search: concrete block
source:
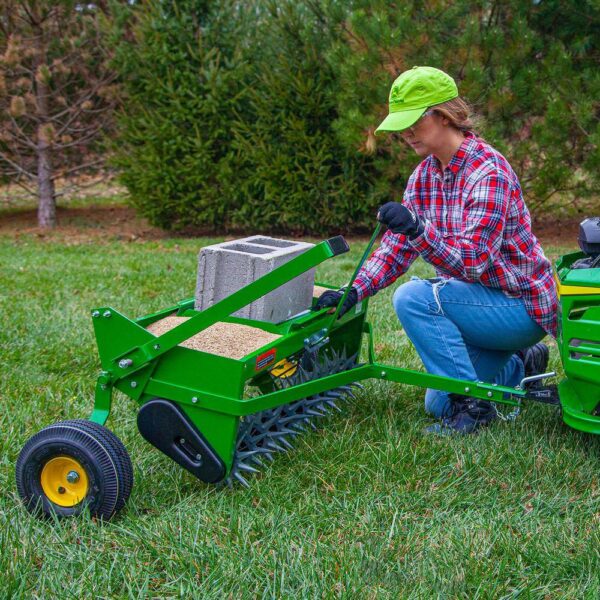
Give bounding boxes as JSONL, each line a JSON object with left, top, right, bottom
{"left": 195, "top": 235, "right": 315, "bottom": 323}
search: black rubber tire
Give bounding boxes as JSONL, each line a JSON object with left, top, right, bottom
{"left": 16, "top": 419, "right": 133, "bottom": 520}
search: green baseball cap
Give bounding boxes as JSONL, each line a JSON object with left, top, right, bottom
{"left": 375, "top": 66, "right": 458, "bottom": 134}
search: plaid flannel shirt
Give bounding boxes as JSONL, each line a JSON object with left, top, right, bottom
{"left": 354, "top": 132, "right": 558, "bottom": 337}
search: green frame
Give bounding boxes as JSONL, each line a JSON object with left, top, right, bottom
{"left": 87, "top": 235, "right": 539, "bottom": 474}
{"left": 555, "top": 251, "right": 600, "bottom": 434}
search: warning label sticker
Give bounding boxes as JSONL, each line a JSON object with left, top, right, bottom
{"left": 255, "top": 348, "right": 276, "bottom": 371}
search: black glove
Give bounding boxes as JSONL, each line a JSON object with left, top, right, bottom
{"left": 313, "top": 287, "right": 359, "bottom": 318}
{"left": 377, "top": 202, "right": 423, "bottom": 237}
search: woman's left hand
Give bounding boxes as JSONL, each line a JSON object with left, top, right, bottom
{"left": 313, "top": 287, "right": 359, "bottom": 318}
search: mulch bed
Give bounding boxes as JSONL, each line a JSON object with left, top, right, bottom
{"left": 0, "top": 205, "right": 167, "bottom": 243}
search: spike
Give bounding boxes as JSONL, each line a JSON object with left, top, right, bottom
{"left": 323, "top": 394, "right": 348, "bottom": 403}
{"left": 338, "top": 385, "right": 355, "bottom": 393}
{"left": 279, "top": 414, "right": 309, "bottom": 424}
{"left": 237, "top": 448, "right": 272, "bottom": 459}
{"left": 233, "top": 472, "right": 250, "bottom": 487}
{"left": 276, "top": 427, "right": 300, "bottom": 436}
{"left": 290, "top": 423, "right": 307, "bottom": 433}
{"left": 324, "top": 400, "right": 341, "bottom": 412}
{"left": 266, "top": 440, "right": 285, "bottom": 452}
{"left": 235, "top": 450, "right": 259, "bottom": 460}
{"left": 304, "top": 399, "right": 325, "bottom": 408}
{"left": 305, "top": 409, "right": 327, "bottom": 417}
{"left": 279, "top": 437, "right": 294, "bottom": 450}
{"left": 237, "top": 462, "right": 260, "bottom": 474}
{"left": 286, "top": 426, "right": 303, "bottom": 434}
{"left": 306, "top": 395, "right": 330, "bottom": 405}
{"left": 251, "top": 456, "right": 265, "bottom": 468}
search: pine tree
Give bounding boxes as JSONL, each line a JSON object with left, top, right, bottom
{"left": 229, "top": 1, "right": 378, "bottom": 234}
{"left": 318, "top": 0, "right": 600, "bottom": 211}
{"left": 110, "top": 0, "right": 252, "bottom": 231}
{"left": 0, "top": 1, "right": 119, "bottom": 228}
{"left": 109, "top": 0, "right": 600, "bottom": 234}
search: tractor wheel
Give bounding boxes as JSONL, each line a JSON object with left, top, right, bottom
{"left": 16, "top": 419, "right": 133, "bottom": 520}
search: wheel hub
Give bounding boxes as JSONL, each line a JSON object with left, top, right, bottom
{"left": 40, "top": 456, "right": 89, "bottom": 507}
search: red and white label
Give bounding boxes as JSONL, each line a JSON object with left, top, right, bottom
{"left": 255, "top": 348, "right": 276, "bottom": 371}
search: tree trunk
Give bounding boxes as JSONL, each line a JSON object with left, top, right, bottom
{"left": 37, "top": 138, "right": 56, "bottom": 228}
{"left": 33, "top": 13, "right": 56, "bottom": 229}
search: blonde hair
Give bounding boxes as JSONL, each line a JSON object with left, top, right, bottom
{"left": 431, "top": 97, "right": 481, "bottom": 134}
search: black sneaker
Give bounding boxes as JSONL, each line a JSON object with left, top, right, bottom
{"left": 424, "top": 394, "right": 497, "bottom": 435}
{"left": 516, "top": 342, "right": 549, "bottom": 388}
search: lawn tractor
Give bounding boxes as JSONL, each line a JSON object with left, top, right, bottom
{"left": 15, "top": 218, "right": 600, "bottom": 521}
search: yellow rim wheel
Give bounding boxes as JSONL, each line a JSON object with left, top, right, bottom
{"left": 270, "top": 358, "right": 298, "bottom": 378}
{"left": 40, "top": 456, "right": 89, "bottom": 507}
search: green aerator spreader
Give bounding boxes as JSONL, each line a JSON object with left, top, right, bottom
{"left": 15, "top": 219, "right": 600, "bottom": 520}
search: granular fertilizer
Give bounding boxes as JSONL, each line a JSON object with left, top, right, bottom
{"left": 146, "top": 315, "right": 280, "bottom": 359}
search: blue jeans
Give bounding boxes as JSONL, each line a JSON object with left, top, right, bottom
{"left": 392, "top": 277, "right": 546, "bottom": 418}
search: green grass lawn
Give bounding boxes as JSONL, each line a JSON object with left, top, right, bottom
{"left": 1, "top": 233, "right": 599, "bottom": 598}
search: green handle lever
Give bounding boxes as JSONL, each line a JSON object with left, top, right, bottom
{"left": 326, "top": 223, "right": 382, "bottom": 328}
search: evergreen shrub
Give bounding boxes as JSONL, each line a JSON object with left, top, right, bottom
{"left": 110, "top": 0, "right": 250, "bottom": 230}
{"left": 111, "top": 0, "right": 600, "bottom": 234}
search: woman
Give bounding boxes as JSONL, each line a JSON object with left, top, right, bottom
{"left": 316, "top": 66, "right": 558, "bottom": 434}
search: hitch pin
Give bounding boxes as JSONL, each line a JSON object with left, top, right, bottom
{"left": 518, "top": 371, "right": 556, "bottom": 389}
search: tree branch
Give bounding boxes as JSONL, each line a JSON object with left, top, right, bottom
{"left": 51, "top": 158, "right": 104, "bottom": 179}
{"left": 52, "top": 124, "right": 105, "bottom": 149}
{"left": 7, "top": 114, "right": 40, "bottom": 149}
{"left": 12, "top": 175, "right": 36, "bottom": 197}
{"left": 54, "top": 173, "right": 111, "bottom": 198}
{"left": 0, "top": 149, "right": 36, "bottom": 179}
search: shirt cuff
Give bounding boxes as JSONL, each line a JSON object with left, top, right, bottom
{"left": 352, "top": 277, "right": 371, "bottom": 301}
{"left": 407, "top": 219, "right": 437, "bottom": 253}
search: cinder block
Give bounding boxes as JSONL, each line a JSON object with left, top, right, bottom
{"left": 195, "top": 235, "right": 315, "bottom": 323}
